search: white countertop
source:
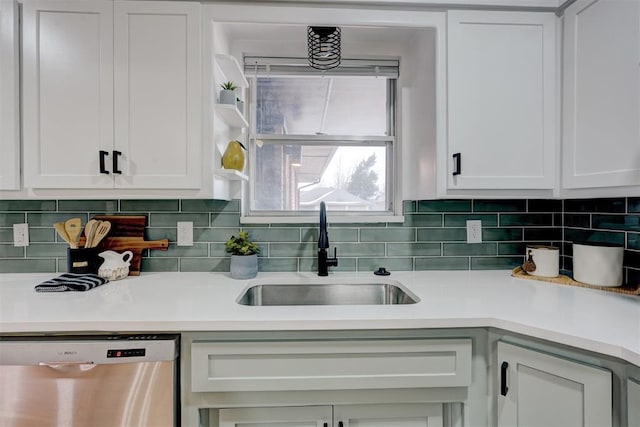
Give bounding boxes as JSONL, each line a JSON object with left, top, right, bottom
{"left": 1, "top": 270, "right": 638, "bottom": 365}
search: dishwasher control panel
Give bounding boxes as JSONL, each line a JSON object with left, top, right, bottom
{"left": 107, "top": 348, "right": 146, "bottom": 358}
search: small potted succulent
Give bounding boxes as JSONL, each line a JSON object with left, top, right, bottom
{"left": 219, "top": 81, "right": 237, "bottom": 106}
{"left": 225, "top": 231, "right": 260, "bottom": 279}
{"left": 236, "top": 97, "right": 245, "bottom": 114}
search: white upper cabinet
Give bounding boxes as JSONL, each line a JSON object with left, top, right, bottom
{"left": 114, "top": 1, "right": 201, "bottom": 189}
{"left": 22, "top": 0, "right": 114, "bottom": 189}
{"left": 562, "top": 0, "right": 640, "bottom": 190}
{"left": 497, "top": 341, "right": 612, "bottom": 427}
{"left": 446, "top": 11, "right": 557, "bottom": 191}
{"left": 0, "top": 0, "right": 20, "bottom": 190}
{"left": 22, "top": 0, "right": 201, "bottom": 189}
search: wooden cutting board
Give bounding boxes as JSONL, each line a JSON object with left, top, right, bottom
{"left": 81, "top": 215, "right": 169, "bottom": 276}
{"left": 92, "top": 215, "right": 146, "bottom": 237}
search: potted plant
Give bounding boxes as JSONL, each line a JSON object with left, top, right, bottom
{"left": 236, "top": 97, "right": 245, "bottom": 114}
{"left": 219, "top": 81, "right": 237, "bottom": 106}
{"left": 225, "top": 231, "right": 260, "bottom": 279}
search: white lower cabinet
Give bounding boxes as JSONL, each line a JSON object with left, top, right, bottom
{"left": 219, "top": 403, "right": 443, "bottom": 427}
{"left": 497, "top": 341, "right": 612, "bottom": 427}
{"left": 185, "top": 334, "right": 474, "bottom": 427}
{"left": 628, "top": 378, "right": 640, "bottom": 427}
{"left": 191, "top": 338, "right": 472, "bottom": 392}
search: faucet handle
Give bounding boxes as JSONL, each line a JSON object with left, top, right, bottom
{"left": 328, "top": 247, "right": 338, "bottom": 267}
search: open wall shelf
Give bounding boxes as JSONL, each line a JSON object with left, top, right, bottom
{"left": 215, "top": 54, "right": 249, "bottom": 88}
{"left": 215, "top": 104, "right": 248, "bottom": 128}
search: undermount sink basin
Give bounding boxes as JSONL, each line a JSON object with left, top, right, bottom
{"left": 237, "top": 281, "right": 419, "bottom": 306}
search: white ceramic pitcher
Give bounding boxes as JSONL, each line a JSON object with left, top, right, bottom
{"left": 98, "top": 250, "right": 133, "bottom": 281}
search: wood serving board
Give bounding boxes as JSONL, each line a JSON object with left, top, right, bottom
{"left": 92, "top": 215, "right": 146, "bottom": 237}
{"left": 80, "top": 215, "right": 168, "bottom": 276}
{"left": 512, "top": 266, "right": 640, "bottom": 296}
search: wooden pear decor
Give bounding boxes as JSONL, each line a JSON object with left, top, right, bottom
{"left": 222, "top": 140, "right": 246, "bottom": 171}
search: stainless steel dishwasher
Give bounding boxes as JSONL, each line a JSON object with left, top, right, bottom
{"left": 0, "top": 334, "right": 178, "bottom": 427}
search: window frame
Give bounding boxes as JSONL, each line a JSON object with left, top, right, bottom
{"left": 243, "top": 60, "right": 401, "bottom": 223}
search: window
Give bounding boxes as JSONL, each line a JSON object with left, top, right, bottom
{"left": 245, "top": 56, "right": 398, "bottom": 219}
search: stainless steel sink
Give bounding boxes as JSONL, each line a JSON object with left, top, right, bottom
{"left": 237, "top": 282, "right": 419, "bottom": 306}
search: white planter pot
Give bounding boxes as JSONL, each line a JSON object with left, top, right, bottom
{"left": 230, "top": 254, "right": 258, "bottom": 280}
{"left": 219, "top": 89, "right": 236, "bottom": 105}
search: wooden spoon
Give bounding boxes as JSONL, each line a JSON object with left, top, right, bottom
{"left": 84, "top": 219, "right": 99, "bottom": 248}
{"left": 91, "top": 221, "right": 111, "bottom": 248}
{"left": 53, "top": 222, "right": 72, "bottom": 246}
{"left": 64, "top": 218, "right": 82, "bottom": 249}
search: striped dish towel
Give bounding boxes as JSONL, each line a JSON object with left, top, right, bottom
{"left": 35, "top": 273, "right": 109, "bottom": 292}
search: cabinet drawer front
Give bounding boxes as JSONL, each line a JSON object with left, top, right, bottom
{"left": 191, "top": 338, "right": 472, "bottom": 392}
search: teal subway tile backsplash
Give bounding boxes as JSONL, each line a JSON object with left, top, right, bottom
{"left": 403, "top": 214, "right": 442, "bottom": 227}
{"left": 58, "top": 199, "right": 118, "bottom": 212}
{"left": 473, "top": 199, "right": 526, "bottom": 212}
{"left": 500, "top": 213, "right": 553, "bottom": 227}
{"left": 120, "top": 199, "right": 179, "bottom": 212}
{"left": 0, "top": 258, "right": 57, "bottom": 273}
{"left": 415, "top": 257, "right": 468, "bottom": 270}
{"left": 386, "top": 243, "right": 441, "bottom": 257}
{"left": 141, "top": 257, "right": 179, "bottom": 272}
{"left": 471, "top": 256, "right": 522, "bottom": 270}
{"left": 418, "top": 200, "right": 471, "bottom": 212}
{"left": 358, "top": 257, "right": 413, "bottom": 271}
{"left": 0, "top": 213, "right": 26, "bottom": 227}
{"left": 0, "top": 198, "right": 637, "bottom": 285}
{"left": 417, "top": 228, "right": 466, "bottom": 242}
{"left": 181, "top": 199, "right": 240, "bottom": 212}
{"left": 444, "top": 214, "right": 498, "bottom": 227}
{"left": 0, "top": 200, "right": 56, "bottom": 211}
{"left": 360, "top": 228, "right": 415, "bottom": 242}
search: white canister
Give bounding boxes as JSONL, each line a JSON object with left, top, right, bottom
{"left": 525, "top": 245, "right": 560, "bottom": 278}
{"left": 573, "top": 243, "right": 623, "bottom": 287}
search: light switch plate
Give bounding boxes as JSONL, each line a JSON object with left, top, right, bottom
{"left": 13, "top": 223, "right": 29, "bottom": 247}
{"left": 177, "top": 221, "right": 193, "bottom": 246}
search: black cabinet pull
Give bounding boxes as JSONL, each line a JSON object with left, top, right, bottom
{"left": 323, "top": 424, "right": 328, "bottom": 427}
{"left": 112, "top": 150, "right": 122, "bottom": 174}
{"left": 500, "top": 361, "right": 509, "bottom": 396}
{"left": 339, "top": 422, "right": 344, "bottom": 427}
{"left": 453, "top": 152, "right": 461, "bottom": 176}
{"left": 99, "top": 150, "right": 109, "bottom": 174}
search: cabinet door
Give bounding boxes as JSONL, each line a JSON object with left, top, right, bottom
{"left": 334, "top": 403, "right": 443, "bottom": 427}
{"left": 22, "top": 0, "right": 114, "bottom": 188}
{"left": 447, "top": 11, "right": 556, "bottom": 190}
{"left": 629, "top": 378, "right": 640, "bottom": 427}
{"left": 562, "top": 0, "right": 640, "bottom": 189}
{"left": 114, "top": 1, "right": 201, "bottom": 189}
{"left": 497, "top": 341, "right": 612, "bottom": 427}
{"left": 219, "top": 406, "right": 332, "bottom": 427}
{"left": 0, "top": 0, "right": 19, "bottom": 190}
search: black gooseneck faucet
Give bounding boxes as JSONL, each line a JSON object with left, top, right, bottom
{"left": 318, "top": 201, "right": 338, "bottom": 276}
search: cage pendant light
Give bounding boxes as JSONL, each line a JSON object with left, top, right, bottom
{"left": 307, "top": 26, "right": 341, "bottom": 70}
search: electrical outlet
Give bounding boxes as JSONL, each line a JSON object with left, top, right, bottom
{"left": 177, "top": 221, "right": 193, "bottom": 246}
{"left": 466, "top": 220, "right": 482, "bottom": 244}
{"left": 13, "top": 223, "right": 29, "bottom": 247}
